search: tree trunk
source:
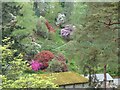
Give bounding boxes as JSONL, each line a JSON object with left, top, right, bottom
{"left": 104, "top": 64, "right": 107, "bottom": 89}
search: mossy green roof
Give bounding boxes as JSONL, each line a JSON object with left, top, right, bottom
{"left": 39, "top": 72, "right": 88, "bottom": 85}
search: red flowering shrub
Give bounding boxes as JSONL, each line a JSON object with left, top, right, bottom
{"left": 33, "top": 51, "right": 54, "bottom": 69}
{"left": 34, "top": 51, "right": 54, "bottom": 62}
{"left": 41, "top": 62, "right": 49, "bottom": 70}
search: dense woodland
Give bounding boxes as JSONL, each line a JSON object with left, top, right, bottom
{"left": 1, "top": 1, "right": 120, "bottom": 88}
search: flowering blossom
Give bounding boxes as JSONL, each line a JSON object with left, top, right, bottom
{"left": 61, "top": 25, "right": 75, "bottom": 38}
{"left": 30, "top": 60, "right": 43, "bottom": 71}
{"left": 61, "top": 29, "right": 71, "bottom": 37}
{"left": 55, "top": 13, "right": 66, "bottom": 26}
{"left": 34, "top": 51, "right": 54, "bottom": 62}
{"left": 33, "top": 51, "right": 54, "bottom": 69}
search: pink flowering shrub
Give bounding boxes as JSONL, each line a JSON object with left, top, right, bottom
{"left": 30, "top": 60, "right": 43, "bottom": 71}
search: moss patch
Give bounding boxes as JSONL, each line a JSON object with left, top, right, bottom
{"left": 39, "top": 72, "right": 88, "bottom": 85}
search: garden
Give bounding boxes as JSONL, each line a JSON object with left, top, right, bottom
{"left": 1, "top": 1, "right": 120, "bottom": 88}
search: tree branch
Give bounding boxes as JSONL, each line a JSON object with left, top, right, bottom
{"left": 98, "top": 19, "right": 120, "bottom": 26}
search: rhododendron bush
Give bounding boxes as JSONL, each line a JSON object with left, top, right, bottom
{"left": 30, "top": 51, "right": 54, "bottom": 71}
{"left": 47, "top": 53, "right": 68, "bottom": 72}
{"left": 30, "top": 51, "right": 68, "bottom": 72}
{"left": 34, "top": 50, "right": 54, "bottom": 62}
{"left": 61, "top": 25, "right": 75, "bottom": 40}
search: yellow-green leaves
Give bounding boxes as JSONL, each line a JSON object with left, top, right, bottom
{"left": 2, "top": 37, "right": 27, "bottom": 80}
{"left": 2, "top": 74, "right": 57, "bottom": 88}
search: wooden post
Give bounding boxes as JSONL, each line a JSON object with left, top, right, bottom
{"left": 89, "top": 67, "right": 92, "bottom": 86}
{"left": 104, "top": 64, "right": 107, "bottom": 90}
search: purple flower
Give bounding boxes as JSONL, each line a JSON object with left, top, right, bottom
{"left": 61, "top": 25, "right": 74, "bottom": 38}
{"left": 30, "top": 60, "right": 43, "bottom": 71}
{"left": 61, "top": 29, "right": 71, "bottom": 37}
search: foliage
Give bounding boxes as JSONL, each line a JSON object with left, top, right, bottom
{"left": 69, "top": 2, "right": 88, "bottom": 26}
{"left": 68, "top": 59, "right": 78, "bottom": 72}
{"left": 55, "top": 53, "right": 66, "bottom": 62}
{"left": 57, "top": 2, "right": 118, "bottom": 76}
{"left": 2, "top": 2, "right": 22, "bottom": 39}
{"left": 0, "top": 45, "right": 2, "bottom": 74}
{"left": 11, "top": 2, "right": 39, "bottom": 56}
{"left": 79, "top": 2, "right": 118, "bottom": 76}
{"left": 1, "top": 74, "right": 57, "bottom": 88}
{"left": 36, "top": 16, "right": 49, "bottom": 38}
{"left": 2, "top": 2, "right": 119, "bottom": 83}
{"left": 36, "top": 15, "right": 56, "bottom": 39}
{"left": 2, "top": 37, "right": 28, "bottom": 80}
{"left": 47, "top": 54, "right": 68, "bottom": 73}
{"left": 23, "top": 40, "right": 42, "bottom": 57}
{"left": 45, "top": 2, "right": 63, "bottom": 25}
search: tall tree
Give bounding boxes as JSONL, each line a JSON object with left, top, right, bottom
{"left": 57, "top": 2, "right": 119, "bottom": 76}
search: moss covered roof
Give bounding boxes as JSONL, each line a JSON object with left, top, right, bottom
{"left": 39, "top": 72, "right": 88, "bottom": 85}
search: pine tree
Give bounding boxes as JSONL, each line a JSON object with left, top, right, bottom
{"left": 2, "top": 2, "right": 22, "bottom": 40}
{"left": 56, "top": 2, "right": 119, "bottom": 76}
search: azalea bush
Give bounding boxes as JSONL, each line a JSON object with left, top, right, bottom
{"left": 31, "top": 50, "right": 54, "bottom": 70}
{"left": 34, "top": 50, "right": 54, "bottom": 62}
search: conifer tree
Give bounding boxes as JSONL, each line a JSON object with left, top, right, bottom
{"left": 56, "top": 2, "right": 119, "bottom": 76}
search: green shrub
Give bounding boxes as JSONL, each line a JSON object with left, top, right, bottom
{"left": 2, "top": 37, "right": 28, "bottom": 80}
{"left": 68, "top": 59, "right": 78, "bottom": 72}
{"left": 1, "top": 74, "right": 58, "bottom": 88}
{"left": 47, "top": 59, "right": 68, "bottom": 73}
